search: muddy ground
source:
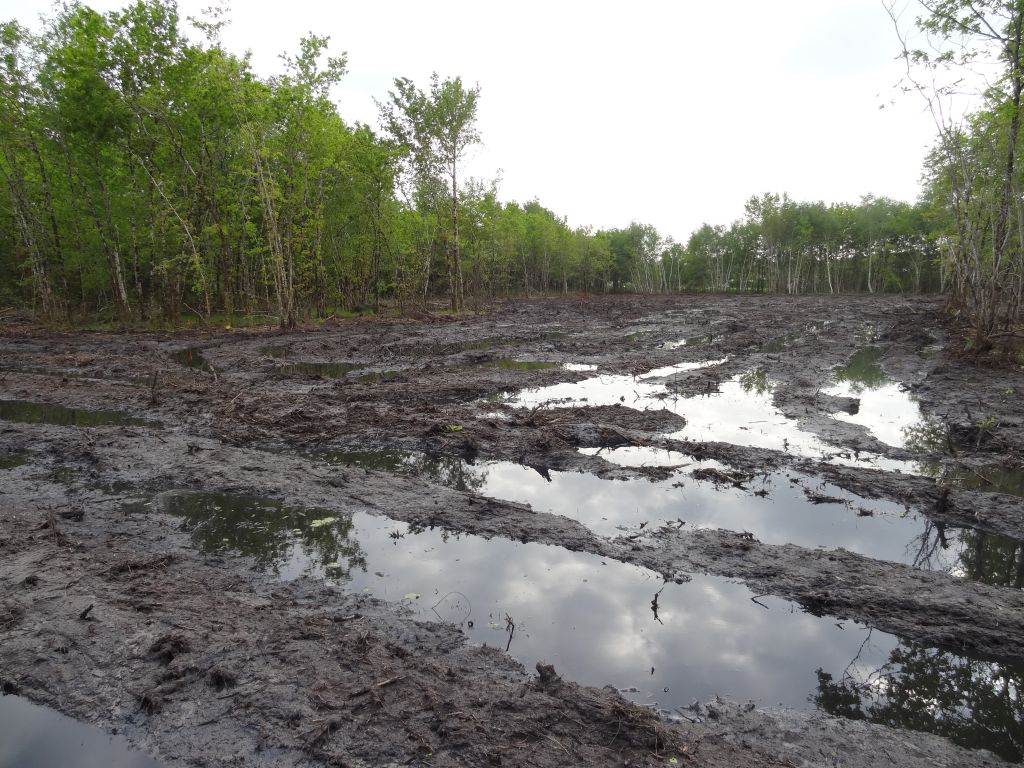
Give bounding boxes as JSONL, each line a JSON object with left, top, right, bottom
{"left": 1, "top": 293, "right": 1022, "bottom": 766}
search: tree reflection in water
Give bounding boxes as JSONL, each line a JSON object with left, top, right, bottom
{"left": 833, "top": 347, "right": 887, "bottom": 392}
{"left": 156, "top": 491, "right": 367, "bottom": 579}
{"left": 910, "top": 519, "right": 1024, "bottom": 589}
{"left": 317, "top": 450, "right": 489, "bottom": 493}
{"left": 815, "top": 634, "right": 1024, "bottom": 761}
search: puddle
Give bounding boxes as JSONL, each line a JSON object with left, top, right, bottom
{"left": 913, "top": 524, "right": 1024, "bottom": 589}
{"left": 563, "top": 363, "right": 598, "bottom": 372}
{"left": 277, "top": 362, "right": 362, "bottom": 378}
{"left": 494, "top": 359, "right": 560, "bottom": 371}
{"left": 0, "top": 694, "right": 160, "bottom": 767}
{"left": 501, "top": 358, "right": 921, "bottom": 474}
{"left": 50, "top": 466, "right": 77, "bottom": 484}
{"left": 824, "top": 347, "right": 930, "bottom": 449}
{"left": 659, "top": 335, "right": 712, "bottom": 350}
{"left": 172, "top": 348, "right": 214, "bottom": 374}
{"left": 313, "top": 448, "right": 1019, "bottom": 587}
{"left": 662, "top": 373, "right": 851, "bottom": 458}
{"left": 317, "top": 450, "right": 487, "bottom": 493}
{"left": 915, "top": 464, "right": 1024, "bottom": 498}
{"left": 0, "top": 365, "right": 149, "bottom": 386}
{"left": 0, "top": 400, "right": 159, "bottom": 428}
{"left": 834, "top": 346, "right": 887, "bottom": 390}
{"left": 262, "top": 344, "right": 293, "bottom": 358}
{"left": 505, "top": 358, "right": 727, "bottom": 410}
{"left": 811, "top": 640, "right": 1023, "bottom": 761}
{"left": 149, "top": 491, "right": 367, "bottom": 575}
{"left": 0, "top": 450, "right": 28, "bottom": 469}
{"left": 135, "top": 489, "right": 1024, "bottom": 759}
{"left": 461, "top": 337, "right": 503, "bottom": 351}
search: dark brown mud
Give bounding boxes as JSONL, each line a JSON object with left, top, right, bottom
{"left": 1, "top": 294, "right": 1021, "bottom": 767}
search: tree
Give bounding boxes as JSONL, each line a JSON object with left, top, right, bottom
{"left": 892, "top": 0, "right": 1024, "bottom": 346}
{"left": 381, "top": 73, "right": 480, "bottom": 312}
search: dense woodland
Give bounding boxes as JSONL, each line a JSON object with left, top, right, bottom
{"left": 0, "top": 0, "right": 1020, "bottom": 344}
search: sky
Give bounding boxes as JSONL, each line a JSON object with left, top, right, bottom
{"left": 3, "top": 0, "right": 958, "bottom": 243}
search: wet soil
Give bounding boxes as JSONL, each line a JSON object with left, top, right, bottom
{"left": 1, "top": 293, "right": 1022, "bottom": 766}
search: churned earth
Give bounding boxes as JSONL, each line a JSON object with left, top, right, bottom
{"left": 1, "top": 293, "right": 1022, "bottom": 767}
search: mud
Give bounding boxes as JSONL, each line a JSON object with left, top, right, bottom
{"left": 1, "top": 294, "right": 1022, "bottom": 766}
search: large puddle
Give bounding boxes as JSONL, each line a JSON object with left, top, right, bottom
{"left": 132, "top": 489, "right": 1024, "bottom": 760}
{"left": 824, "top": 347, "right": 932, "bottom": 449}
{"left": 0, "top": 400, "right": 159, "bottom": 428}
{"left": 502, "top": 361, "right": 920, "bottom": 474}
{"left": 318, "top": 449, "right": 1024, "bottom": 589}
{"left": 0, "top": 694, "right": 160, "bottom": 767}
{"left": 501, "top": 344, "right": 960, "bottom": 478}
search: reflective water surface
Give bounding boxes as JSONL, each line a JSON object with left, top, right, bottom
{"left": 0, "top": 450, "right": 28, "bottom": 470}
{"left": 277, "top": 362, "right": 362, "bottom": 378}
{"left": 501, "top": 360, "right": 920, "bottom": 474}
{"left": 317, "top": 449, "right": 1024, "bottom": 588}
{"left": 0, "top": 695, "right": 160, "bottom": 768}
{"left": 0, "top": 400, "right": 158, "bottom": 428}
{"left": 824, "top": 346, "right": 933, "bottom": 449}
{"left": 171, "top": 348, "right": 215, "bottom": 374}
{"left": 493, "top": 359, "right": 560, "bottom": 370}
{"left": 133, "top": 489, "right": 1024, "bottom": 760}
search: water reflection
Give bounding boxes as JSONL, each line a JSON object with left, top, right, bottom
{"left": 739, "top": 367, "right": 770, "bottom": 395}
{"left": 912, "top": 520, "right": 1024, "bottom": 589}
{"left": 825, "top": 347, "right": 928, "bottom": 449}
{"left": 506, "top": 358, "right": 727, "bottom": 410}
{"left": 814, "top": 640, "right": 1024, "bottom": 761}
{"left": 494, "top": 359, "right": 560, "bottom": 370}
{"left": 0, "top": 450, "right": 28, "bottom": 469}
{"left": 262, "top": 344, "right": 293, "bottom": 358}
{"left": 317, "top": 451, "right": 488, "bottom": 493}
{"left": 0, "top": 695, "right": 160, "bottom": 768}
{"left": 0, "top": 400, "right": 158, "bottom": 428}
{"left": 277, "top": 362, "right": 362, "bottom": 378}
{"left": 315, "top": 448, "right": 1006, "bottom": 583}
{"left": 152, "top": 491, "right": 367, "bottom": 578}
{"left": 833, "top": 347, "right": 887, "bottom": 391}
{"left": 136, "top": 488, "right": 1019, "bottom": 758}
{"left": 129, "top": 494, "right": 877, "bottom": 708}
{"left": 502, "top": 359, "right": 919, "bottom": 473}
{"left": 659, "top": 335, "right": 711, "bottom": 350}
{"left": 171, "top": 348, "right": 215, "bottom": 374}
{"left": 932, "top": 466, "right": 1024, "bottom": 497}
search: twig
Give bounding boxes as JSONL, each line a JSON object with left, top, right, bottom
{"left": 349, "top": 675, "right": 403, "bottom": 698}
{"left": 543, "top": 733, "right": 571, "bottom": 758}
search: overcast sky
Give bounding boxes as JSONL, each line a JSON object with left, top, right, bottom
{"left": 5, "top": 0, "right": 952, "bottom": 243}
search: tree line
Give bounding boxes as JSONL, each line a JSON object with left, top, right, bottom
{"left": 1, "top": 1, "right": 946, "bottom": 328}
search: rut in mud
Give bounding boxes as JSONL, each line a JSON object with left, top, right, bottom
{"left": 1, "top": 293, "right": 1022, "bottom": 767}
